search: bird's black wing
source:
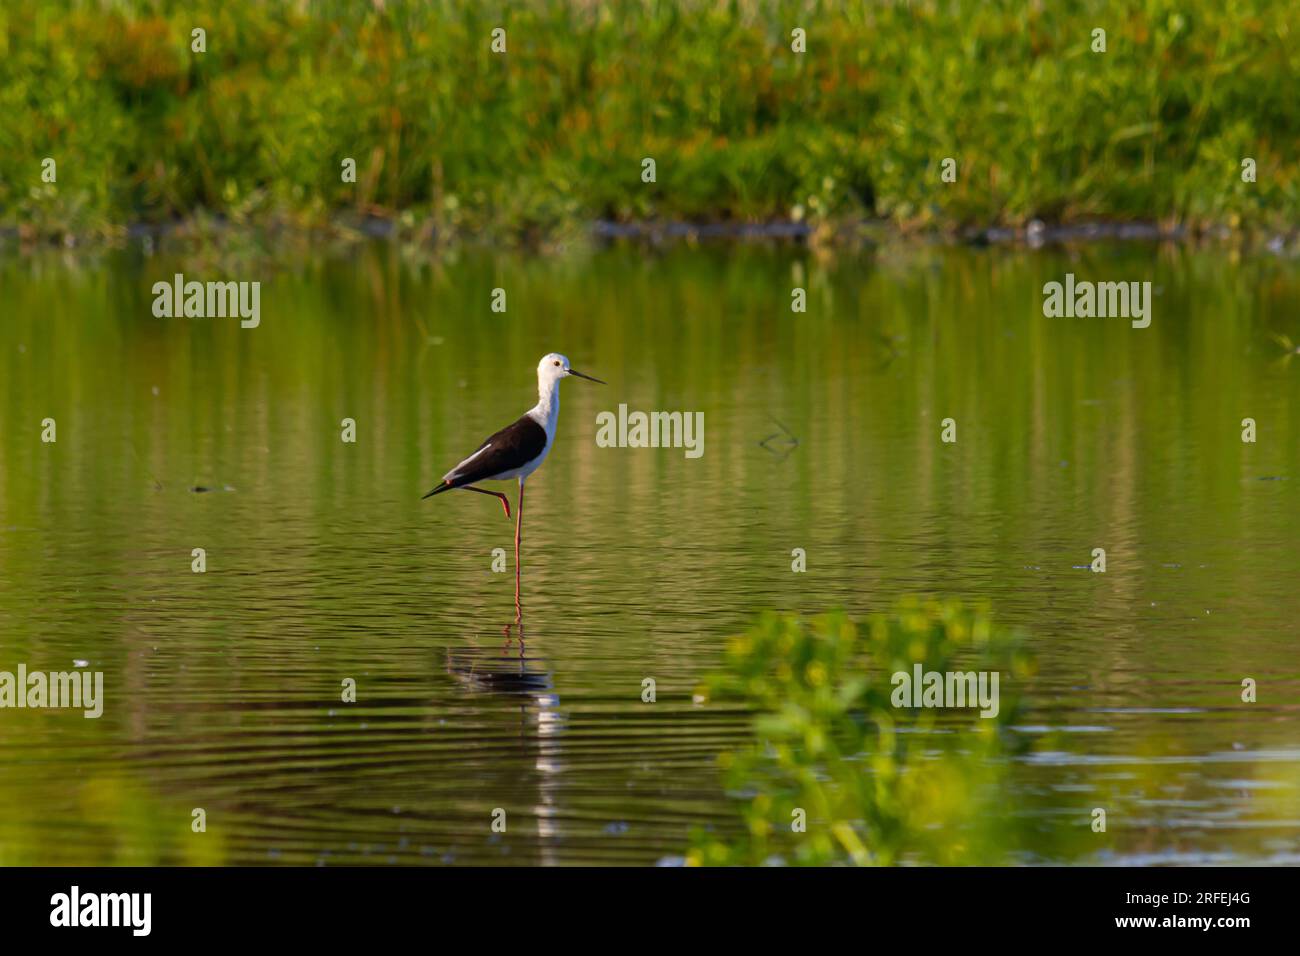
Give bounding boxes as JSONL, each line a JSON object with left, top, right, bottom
{"left": 441, "top": 414, "right": 547, "bottom": 487}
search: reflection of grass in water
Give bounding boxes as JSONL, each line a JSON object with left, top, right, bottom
{"left": 1080, "top": 736, "right": 1300, "bottom": 864}
{"left": 690, "top": 599, "right": 1046, "bottom": 865}
{"left": 0, "top": 776, "right": 226, "bottom": 865}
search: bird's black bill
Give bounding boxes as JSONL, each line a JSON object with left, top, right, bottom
{"left": 569, "top": 369, "right": 605, "bottom": 384}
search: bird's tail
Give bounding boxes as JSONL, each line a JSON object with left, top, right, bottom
{"left": 421, "top": 482, "right": 453, "bottom": 500}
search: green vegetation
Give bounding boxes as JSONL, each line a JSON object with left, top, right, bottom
{"left": 689, "top": 600, "right": 1043, "bottom": 865}
{"left": 0, "top": 775, "right": 226, "bottom": 865}
{"left": 2, "top": 0, "right": 1297, "bottom": 244}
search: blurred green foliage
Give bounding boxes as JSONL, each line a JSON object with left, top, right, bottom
{"left": 1, "top": 0, "right": 1297, "bottom": 242}
{"left": 0, "top": 774, "right": 227, "bottom": 865}
{"left": 690, "top": 599, "right": 1042, "bottom": 865}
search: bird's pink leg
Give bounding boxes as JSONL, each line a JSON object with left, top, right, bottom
{"left": 514, "top": 479, "right": 525, "bottom": 622}
{"left": 462, "top": 485, "right": 510, "bottom": 518}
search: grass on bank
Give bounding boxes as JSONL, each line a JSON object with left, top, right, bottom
{"left": 1, "top": 0, "right": 1297, "bottom": 244}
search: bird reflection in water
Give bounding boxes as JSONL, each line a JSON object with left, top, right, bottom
{"left": 445, "top": 619, "right": 564, "bottom": 863}
{"left": 445, "top": 622, "right": 553, "bottom": 696}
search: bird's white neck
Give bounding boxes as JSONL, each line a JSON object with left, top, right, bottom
{"left": 531, "top": 375, "right": 561, "bottom": 438}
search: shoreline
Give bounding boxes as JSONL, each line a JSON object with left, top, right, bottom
{"left": 2, "top": 215, "right": 1297, "bottom": 257}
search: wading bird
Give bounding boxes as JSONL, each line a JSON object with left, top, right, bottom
{"left": 423, "top": 353, "right": 604, "bottom": 620}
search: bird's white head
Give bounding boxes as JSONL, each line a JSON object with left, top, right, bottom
{"left": 536, "top": 353, "right": 605, "bottom": 389}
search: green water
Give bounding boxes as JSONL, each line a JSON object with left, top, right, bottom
{"left": 1, "top": 241, "right": 1298, "bottom": 865}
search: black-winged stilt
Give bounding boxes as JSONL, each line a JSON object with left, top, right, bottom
{"left": 423, "top": 353, "right": 605, "bottom": 619}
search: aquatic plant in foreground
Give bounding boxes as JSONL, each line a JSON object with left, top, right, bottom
{"left": 690, "top": 599, "right": 1037, "bottom": 865}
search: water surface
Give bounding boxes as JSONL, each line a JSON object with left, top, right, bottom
{"left": 1, "top": 241, "right": 1298, "bottom": 864}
